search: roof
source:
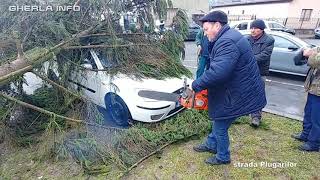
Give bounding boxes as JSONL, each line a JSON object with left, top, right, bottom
{"left": 211, "top": 0, "right": 293, "bottom": 8}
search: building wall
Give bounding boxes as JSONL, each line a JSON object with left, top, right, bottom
{"left": 287, "top": 0, "right": 320, "bottom": 18}
{"left": 212, "top": 3, "right": 290, "bottom": 18}
{"left": 212, "top": 0, "right": 320, "bottom": 18}
{"left": 171, "top": 0, "right": 209, "bottom": 17}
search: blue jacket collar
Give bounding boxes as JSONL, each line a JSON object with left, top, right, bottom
{"left": 211, "top": 24, "right": 230, "bottom": 43}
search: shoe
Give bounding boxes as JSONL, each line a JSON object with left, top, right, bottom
{"left": 193, "top": 144, "right": 217, "bottom": 153}
{"left": 205, "top": 156, "right": 230, "bottom": 165}
{"left": 298, "top": 143, "right": 319, "bottom": 152}
{"left": 291, "top": 133, "right": 307, "bottom": 142}
{"left": 250, "top": 117, "right": 260, "bottom": 127}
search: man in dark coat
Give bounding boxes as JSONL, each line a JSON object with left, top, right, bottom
{"left": 247, "top": 19, "right": 275, "bottom": 127}
{"left": 192, "top": 11, "right": 267, "bottom": 165}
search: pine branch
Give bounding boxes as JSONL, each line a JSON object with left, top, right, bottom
{"left": 0, "top": 92, "right": 124, "bottom": 131}
{"left": 117, "top": 133, "right": 198, "bottom": 179}
{"left": 0, "top": 92, "right": 82, "bottom": 123}
{"left": 32, "top": 71, "right": 86, "bottom": 101}
{"left": 0, "top": 21, "right": 110, "bottom": 85}
{"left": 63, "top": 43, "right": 151, "bottom": 50}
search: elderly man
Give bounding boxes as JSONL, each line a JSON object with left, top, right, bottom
{"left": 292, "top": 47, "right": 320, "bottom": 152}
{"left": 247, "top": 19, "right": 275, "bottom": 127}
{"left": 192, "top": 11, "right": 266, "bottom": 165}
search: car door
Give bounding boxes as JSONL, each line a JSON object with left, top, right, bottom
{"left": 270, "top": 35, "right": 309, "bottom": 76}
{"left": 70, "top": 50, "right": 103, "bottom": 105}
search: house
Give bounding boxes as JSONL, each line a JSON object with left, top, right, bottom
{"left": 210, "top": 0, "right": 320, "bottom": 30}
{"left": 166, "top": 0, "right": 209, "bottom": 25}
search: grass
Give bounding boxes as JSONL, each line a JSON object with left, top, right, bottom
{"left": 1, "top": 113, "right": 319, "bottom": 180}
{"left": 124, "top": 113, "right": 320, "bottom": 180}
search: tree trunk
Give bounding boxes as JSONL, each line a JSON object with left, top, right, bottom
{"left": 0, "top": 22, "right": 108, "bottom": 85}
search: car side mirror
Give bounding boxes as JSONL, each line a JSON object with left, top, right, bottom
{"left": 288, "top": 46, "right": 298, "bottom": 51}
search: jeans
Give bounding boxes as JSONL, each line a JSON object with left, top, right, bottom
{"left": 251, "top": 76, "right": 266, "bottom": 120}
{"left": 196, "top": 56, "right": 208, "bottom": 79}
{"left": 301, "top": 93, "right": 320, "bottom": 148}
{"left": 205, "top": 117, "right": 237, "bottom": 162}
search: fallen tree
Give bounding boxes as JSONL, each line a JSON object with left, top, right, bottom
{"left": 0, "top": 0, "right": 196, "bottom": 176}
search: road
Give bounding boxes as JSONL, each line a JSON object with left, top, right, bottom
{"left": 182, "top": 39, "right": 320, "bottom": 120}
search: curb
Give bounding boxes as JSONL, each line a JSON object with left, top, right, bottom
{"left": 263, "top": 108, "right": 303, "bottom": 121}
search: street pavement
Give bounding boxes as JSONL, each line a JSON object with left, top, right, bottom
{"left": 182, "top": 39, "right": 320, "bottom": 121}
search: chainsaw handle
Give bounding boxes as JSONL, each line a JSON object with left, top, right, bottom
{"left": 191, "top": 91, "right": 196, "bottom": 109}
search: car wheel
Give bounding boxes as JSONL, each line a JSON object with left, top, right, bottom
{"left": 104, "top": 93, "right": 131, "bottom": 127}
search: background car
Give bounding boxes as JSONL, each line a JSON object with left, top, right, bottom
{"left": 242, "top": 31, "right": 313, "bottom": 76}
{"left": 231, "top": 20, "right": 296, "bottom": 35}
{"left": 185, "top": 22, "right": 201, "bottom": 41}
{"left": 315, "top": 27, "right": 320, "bottom": 39}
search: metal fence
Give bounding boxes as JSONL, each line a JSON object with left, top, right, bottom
{"left": 228, "top": 15, "right": 320, "bottom": 30}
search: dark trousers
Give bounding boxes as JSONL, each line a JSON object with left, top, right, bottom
{"left": 205, "top": 117, "right": 237, "bottom": 162}
{"left": 251, "top": 76, "right": 266, "bottom": 120}
{"left": 301, "top": 93, "right": 320, "bottom": 148}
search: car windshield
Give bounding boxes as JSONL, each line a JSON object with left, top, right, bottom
{"left": 96, "top": 50, "right": 119, "bottom": 68}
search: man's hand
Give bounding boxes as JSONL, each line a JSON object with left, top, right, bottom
{"left": 185, "top": 88, "right": 194, "bottom": 100}
{"left": 303, "top": 48, "right": 317, "bottom": 58}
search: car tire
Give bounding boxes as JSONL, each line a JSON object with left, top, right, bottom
{"left": 104, "top": 93, "right": 131, "bottom": 127}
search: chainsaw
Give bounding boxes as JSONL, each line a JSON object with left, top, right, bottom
{"left": 138, "top": 78, "right": 208, "bottom": 110}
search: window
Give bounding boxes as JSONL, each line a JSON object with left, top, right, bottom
{"left": 272, "top": 35, "right": 297, "bottom": 49}
{"left": 300, "top": 9, "right": 313, "bottom": 21}
{"left": 269, "top": 23, "right": 285, "bottom": 29}
{"left": 96, "top": 50, "right": 119, "bottom": 68}
{"left": 236, "top": 22, "right": 248, "bottom": 30}
{"left": 81, "top": 51, "right": 97, "bottom": 69}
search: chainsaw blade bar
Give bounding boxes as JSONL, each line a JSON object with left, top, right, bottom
{"left": 138, "top": 90, "right": 180, "bottom": 102}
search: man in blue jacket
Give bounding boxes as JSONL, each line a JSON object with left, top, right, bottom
{"left": 192, "top": 11, "right": 267, "bottom": 165}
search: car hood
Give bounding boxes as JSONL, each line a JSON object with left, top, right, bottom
{"left": 105, "top": 75, "right": 193, "bottom": 107}
{"left": 110, "top": 74, "right": 192, "bottom": 93}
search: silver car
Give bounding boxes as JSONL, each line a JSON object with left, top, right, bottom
{"left": 242, "top": 31, "right": 313, "bottom": 76}
{"left": 315, "top": 27, "right": 320, "bottom": 39}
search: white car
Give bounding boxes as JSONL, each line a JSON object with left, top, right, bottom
{"left": 41, "top": 49, "right": 191, "bottom": 126}
{"left": 230, "top": 20, "right": 296, "bottom": 35}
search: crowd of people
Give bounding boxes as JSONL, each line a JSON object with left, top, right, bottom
{"left": 191, "top": 10, "right": 319, "bottom": 165}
